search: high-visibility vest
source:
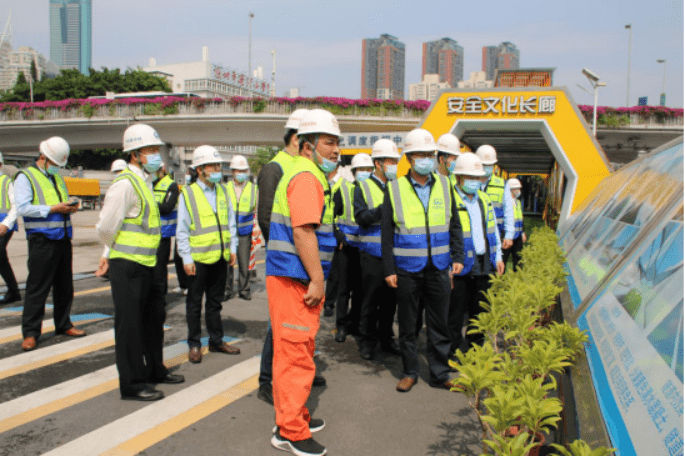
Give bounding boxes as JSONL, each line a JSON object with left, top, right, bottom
{"left": 109, "top": 169, "right": 161, "bottom": 267}
{"left": 266, "top": 156, "right": 336, "bottom": 281}
{"left": 452, "top": 188, "right": 498, "bottom": 276}
{"left": 335, "top": 180, "right": 359, "bottom": 248}
{"left": 181, "top": 182, "right": 231, "bottom": 265}
{"left": 484, "top": 175, "right": 506, "bottom": 234}
{"left": 18, "top": 166, "right": 72, "bottom": 240}
{"left": 357, "top": 178, "right": 385, "bottom": 258}
{"left": 153, "top": 174, "right": 177, "bottom": 238}
{"left": 269, "top": 150, "right": 294, "bottom": 175}
{"left": 331, "top": 177, "right": 344, "bottom": 197}
{"left": 513, "top": 198, "right": 523, "bottom": 239}
{"left": 0, "top": 174, "right": 17, "bottom": 232}
{"left": 227, "top": 181, "right": 258, "bottom": 237}
{"left": 388, "top": 173, "right": 452, "bottom": 273}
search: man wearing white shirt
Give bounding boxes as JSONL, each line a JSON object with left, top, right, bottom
{"left": 0, "top": 152, "right": 20, "bottom": 304}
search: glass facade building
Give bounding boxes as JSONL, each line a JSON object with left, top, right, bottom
{"left": 50, "top": 0, "right": 92, "bottom": 75}
{"left": 361, "top": 34, "right": 405, "bottom": 100}
{"left": 422, "top": 38, "right": 464, "bottom": 88}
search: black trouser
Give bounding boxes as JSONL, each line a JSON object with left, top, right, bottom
{"left": 110, "top": 258, "right": 168, "bottom": 395}
{"left": 174, "top": 240, "right": 188, "bottom": 289}
{"left": 0, "top": 231, "right": 19, "bottom": 295}
{"left": 152, "top": 238, "right": 171, "bottom": 309}
{"left": 187, "top": 259, "right": 227, "bottom": 348}
{"left": 334, "top": 244, "right": 363, "bottom": 333}
{"left": 502, "top": 236, "right": 524, "bottom": 272}
{"left": 396, "top": 265, "right": 451, "bottom": 385}
{"left": 22, "top": 236, "right": 74, "bottom": 338}
{"left": 323, "top": 247, "right": 341, "bottom": 314}
{"left": 359, "top": 251, "right": 397, "bottom": 351}
{"left": 226, "top": 234, "right": 251, "bottom": 297}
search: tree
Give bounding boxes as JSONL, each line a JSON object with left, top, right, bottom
{"left": 248, "top": 147, "right": 280, "bottom": 175}
{"left": 68, "top": 148, "right": 127, "bottom": 170}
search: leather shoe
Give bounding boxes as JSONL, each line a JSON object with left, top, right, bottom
{"left": 61, "top": 327, "right": 86, "bottom": 337}
{"left": 360, "top": 347, "right": 374, "bottom": 360}
{"left": 209, "top": 342, "right": 240, "bottom": 355}
{"left": 0, "top": 291, "right": 21, "bottom": 305}
{"left": 312, "top": 375, "right": 326, "bottom": 387}
{"left": 152, "top": 373, "right": 185, "bottom": 384}
{"left": 121, "top": 388, "right": 164, "bottom": 401}
{"left": 323, "top": 307, "right": 334, "bottom": 317}
{"left": 257, "top": 383, "right": 274, "bottom": 405}
{"left": 380, "top": 339, "right": 401, "bottom": 355}
{"left": 21, "top": 336, "right": 37, "bottom": 351}
{"left": 189, "top": 346, "right": 202, "bottom": 363}
{"left": 239, "top": 293, "right": 252, "bottom": 301}
{"left": 334, "top": 328, "right": 347, "bottom": 343}
{"left": 396, "top": 377, "right": 417, "bottom": 392}
{"left": 223, "top": 291, "right": 236, "bottom": 301}
{"left": 430, "top": 380, "right": 456, "bottom": 390}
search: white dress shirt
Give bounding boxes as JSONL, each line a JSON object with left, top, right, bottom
{"left": 1, "top": 172, "right": 18, "bottom": 229}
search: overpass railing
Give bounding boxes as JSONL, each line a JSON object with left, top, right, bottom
{"left": 578, "top": 105, "right": 684, "bottom": 128}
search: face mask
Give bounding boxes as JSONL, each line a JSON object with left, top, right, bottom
{"left": 413, "top": 157, "right": 435, "bottom": 176}
{"left": 142, "top": 153, "right": 162, "bottom": 173}
{"left": 46, "top": 164, "right": 61, "bottom": 175}
{"left": 207, "top": 171, "right": 222, "bottom": 183}
{"left": 383, "top": 164, "right": 398, "bottom": 181}
{"left": 483, "top": 165, "right": 494, "bottom": 177}
{"left": 461, "top": 179, "right": 481, "bottom": 195}
{"left": 447, "top": 160, "right": 457, "bottom": 174}
{"left": 235, "top": 172, "right": 249, "bottom": 183}
{"left": 185, "top": 175, "right": 192, "bottom": 184}
{"left": 514, "top": 190, "right": 521, "bottom": 199}
{"left": 317, "top": 152, "right": 338, "bottom": 174}
{"left": 356, "top": 171, "right": 371, "bottom": 182}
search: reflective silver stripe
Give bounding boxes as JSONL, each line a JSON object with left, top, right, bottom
{"left": 360, "top": 181, "right": 375, "bottom": 208}
{"left": 339, "top": 183, "right": 354, "bottom": 225}
{"left": 321, "top": 251, "right": 335, "bottom": 262}
{"left": 237, "top": 221, "right": 254, "bottom": 228}
{"left": 249, "top": 182, "right": 256, "bottom": 212}
{"left": 268, "top": 239, "right": 299, "bottom": 255}
{"left": 394, "top": 244, "right": 450, "bottom": 257}
{"left": 111, "top": 244, "right": 157, "bottom": 256}
{"left": 24, "top": 171, "right": 48, "bottom": 205}
{"left": 358, "top": 235, "right": 380, "bottom": 243}
{"left": 190, "top": 243, "right": 224, "bottom": 254}
{"left": 120, "top": 223, "right": 161, "bottom": 235}
{"left": 467, "top": 251, "right": 474, "bottom": 258}
{"left": 271, "top": 211, "right": 292, "bottom": 227}
{"left": 0, "top": 177, "right": 9, "bottom": 212}
{"left": 120, "top": 173, "right": 156, "bottom": 231}
{"left": 319, "top": 223, "right": 333, "bottom": 232}
{"left": 24, "top": 220, "right": 72, "bottom": 229}
{"left": 183, "top": 185, "right": 205, "bottom": 231}
{"left": 389, "top": 180, "right": 404, "bottom": 226}
{"left": 238, "top": 211, "right": 253, "bottom": 217}
{"left": 161, "top": 219, "right": 176, "bottom": 226}
{"left": 437, "top": 175, "right": 451, "bottom": 220}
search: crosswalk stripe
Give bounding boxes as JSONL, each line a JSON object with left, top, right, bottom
{"left": 0, "top": 304, "right": 53, "bottom": 317}
{"left": 0, "top": 313, "right": 112, "bottom": 345}
{"left": 44, "top": 356, "right": 260, "bottom": 456}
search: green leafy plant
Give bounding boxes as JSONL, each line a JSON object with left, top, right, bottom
{"left": 551, "top": 439, "right": 616, "bottom": 456}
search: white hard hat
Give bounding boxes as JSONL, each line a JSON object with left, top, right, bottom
{"left": 371, "top": 139, "right": 401, "bottom": 160}
{"left": 454, "top": 153, "right": 486, "bottom": 177}
{"left": 297, "top": 109, "right": 341, "bottom": 138}
{"left": 39, "top": 136, "right": 70, "bottom": 167}
{"left": 508, "top": 178, "right": 522, "bottom": 189}
{"left": 475, "top": 144, "right": 498, "bottom": 165}
{"left": 285, "top": 109, "right": 310, "bottom": 130}
{"left": 122, "top": 124, "right": 164, "bottom": 153}
{"left": 192, "top": 145, "right": 223, "bottom": 168}
{"left": 229, "top": 155, "right": 249, "bottom": 170}
{"left": 110, "top": 159, "right": 127, "bottom": 173}
{"left": 403, "top": 129, "right": 436, "bottom": 155}
{"left": 436, "top": 133, "right": 461, "bottom": 156}
{"left": 351, "top": 153, "right": 373, "bottom": 170}
{"left": 0, "top": 152, "right": 3, "bottom": 164}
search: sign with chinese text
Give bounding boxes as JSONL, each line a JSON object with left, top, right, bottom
{"left": 446, "top": 95, "right": 557, "bottom": 115}
{"left": 211, "top": 65, "right": 269, "bottom": 95}
{"left": 638, "top": 96, "right": 648, "bottom": 106}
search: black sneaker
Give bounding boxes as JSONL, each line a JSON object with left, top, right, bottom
{"left": 322, "top": 307, "right": 334, "bottom": 317}
{"left": 272, "top": 418, "right": 325, "bottom": 434}
{"left": 257, "top": 383, "right": 274, "bottom": 405}
{"left": 271, "top": 430, "right": 326, "bottom": 456}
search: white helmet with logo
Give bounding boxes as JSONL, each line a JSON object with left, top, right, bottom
{"left": 371, "top": 139, "right": 401, "bottom": 160}
{"left": 454, "top": 153, "right": 486, "bottom": 177}
{"left": 351, "top": 153, "right": 373, "bottom": 170}
{"left": 508, "top": 178, "right": 522, "bottom": 189}
{"left": 39, "top": 136, "right": 70, "bottom": 167}
{"left": 297, "top": 109, "right": 341, "bottom": 138}
{"left": 285, "top": 109, "right": 310, "bottom": 130}
{"left": 475, "top": 144, "right": 498, "bottom": 165}
{"left": 192, "top": 145, "right": 223, "bottom": 168}
{"left": 436, "top": 133, "right": 461, "bottom": 156}
{"left": 110, "top": 159, "right": 127, "bottom": 173}
{"left": 122, "top": 124, "right": 165, "bottom": 153}
{"left": 229, "top": 155, "right": 249, "bottom": 170}
{"left": 403, "top": 129, "right": 436, "bottom": 155}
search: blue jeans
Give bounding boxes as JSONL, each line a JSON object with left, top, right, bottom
{"left": 259, "top": 318, "right": 273, "bottom": 386}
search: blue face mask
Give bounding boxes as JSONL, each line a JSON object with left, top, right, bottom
{"left": 461, "top": 179, "right": 481, "bottom": 195}
{"left": 384, "top": 164, "right": 398, "bottom": 181}
{"left": 447, "top": 160, "right": 457, "bottom": 174}
{"left": 234, "top": 172, "right": 249, "bottom": 183}
{"left": 207, "top": 171, "right": 222, "bottom": 183}
{"left": 514, "top": 190, "right": 521, "bottom": 199}
{"left": 483, "top": 165, "right": 494, "bottom": 177}
{"left": 315, "top": 150, "right": 338, "bottom": 174}
{"left": 46, "top": 164, "right": 61, "bottom": 175}
{"left": 413, "top": 157, "right": 435, "bottom": 176}
{"left": 185, "top": 175, "right": 192, "bottom": 184}
{"left": 142, "top": 153, "right": 162, "bottom": 173}
{"left": 356, "top": 171, "right": 371, "bottom": 182}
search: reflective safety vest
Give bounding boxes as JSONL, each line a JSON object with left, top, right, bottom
{"left": 513, "top": 198, "right": 523, "bottom": 239}
{"left": 484, "top": 175, "right": 506, "bottom": 234}
{"left": 270, "top": 150, "right": 294, "bottom": 175}
{"left": 335, "top": 180, "right": 359, "bottom": 248}
{"left": 153, "top": 174, "right": 177, "bottom": 238}
{"left": 266, "top": 156, "right": 336, "bottom": 281}
{"left": 227, "top": 181, "right": 258, "bottom": 237}
{"left": 181, "top": 182, "right": 232, "bottom": 265}
{"left": 357, "top": 178, "right": 385, "bottom": 258}
{"left": 0, "top": 174, "right": 17, "bottom": 232}
{"left": 388, "top": 173, "right": 452, "bottom": 273}
{"left": 109, "top": 169, "right": 161, "bottom": 267}
{"left": 452, "top": 188, "right": 498, "bottom": 276}
{"left": 19, "top": 166, "right": 72, "bottom": 240}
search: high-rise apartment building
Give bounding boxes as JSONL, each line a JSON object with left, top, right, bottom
{"left": 0, "top": 46, "right": 59, "bottom": 91}
{"left": 50, "top": 0, "right": 92, "bottom": 74}
{"left": 482, "top": 42, "right": 519, "bottom": 80}
{"left": 408, "top": 74, "right": 450, "bottom": 102}
{"left": 422, "top": 38, "right": 464, "bottom": 88}
{"left": 361, "top": 34, "right": 405, "bottom": 100}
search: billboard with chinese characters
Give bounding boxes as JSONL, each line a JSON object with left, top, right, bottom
{"left": 211, "top": 65, "right": 269, "bottom": 96}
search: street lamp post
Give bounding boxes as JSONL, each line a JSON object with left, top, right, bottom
{"left": 248, "top": 12, "right": 254, "bottom": 77}
{"left": 625, "top": 24, "right": 632, "bottom": 106}
{"left": 657, "top": 59, "right": 667, "bottom": 106}
{"left": 581, "top": 68, "right": 606, "bottom": 137}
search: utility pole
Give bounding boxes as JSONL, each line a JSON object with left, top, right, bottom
{"left": 271, "top": 50, "right": 276, "bottom": 97}
{"left": 625, "top": 24, "right": 632, "bottom": 106}
{"left": 248, "top": 12, "right": 254, "bottom": 77}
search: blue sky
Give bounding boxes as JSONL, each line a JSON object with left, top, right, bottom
{"left": 3, "top": 0, "right": 683, "bottom": 107}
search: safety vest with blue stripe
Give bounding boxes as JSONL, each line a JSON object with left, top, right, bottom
{"left": 0, "top": 174, "right": 17, "bottom": 232}
{"left": 335, "top": 180, "right": 359, "bottom": 248}
{"left": 452, "top": 188, "right": 498, "bottom": 276}
{"left": 484, "top": 175, "right": 506, "bottom": 235}
{"left": 18, "top": 167, "right": 72, "bottom": 240}
{"left": 227, "top": 181, "right": 258, "bottom": 237}
{"left": 153, "top": 174, "right": 177, "bottom": 238}
{"left": 357, "top": 178, "right": 385, "bottom": 258}
{"left": 513, "top": 198, "right": 524, "bottom": 239}
{"left": 388, "top": 173, "right": 452, "bottom": 273}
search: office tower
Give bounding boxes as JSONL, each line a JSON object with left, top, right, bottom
{"left": 361, "top": 34, "right": 405, "bottom": 100}
{"left": 422, "top": 37, "right": 464, "bottom": 87}
{"left": 50, "top": 0, "right": 92, "bottom": 74}
{"left": 482, "top": 41, "right": 519, "bottom": 80}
